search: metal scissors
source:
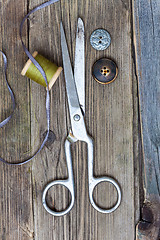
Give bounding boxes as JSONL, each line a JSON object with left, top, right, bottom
{"left": 42, "top": 18, "right": 121, "bottom": 216}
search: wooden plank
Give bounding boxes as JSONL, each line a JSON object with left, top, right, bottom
{"left": 28, "top": 1, "right": 68, "bottom": 240}
{"left": 0, "top": 0, "right": 141, "bottom": 239}
{"left": 0, "top": 1, "right": 34, "bottom": 240}
{"left": 132, "top": 0, "right": 160, "bottom": 239}
{"left": 29, "top": 0, "right": 137, "bottom": 239}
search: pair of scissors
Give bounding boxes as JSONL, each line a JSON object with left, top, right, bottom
{"left": 42, "top": 18, "right": 121, "bottom": 216}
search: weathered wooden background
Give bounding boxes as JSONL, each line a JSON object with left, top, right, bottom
{"left": 0, "top": 0, "right": 159, "bottom": 239}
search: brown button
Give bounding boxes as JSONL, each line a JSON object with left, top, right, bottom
{"left": 92, "top": 58, "right": 118, "bottom": 84}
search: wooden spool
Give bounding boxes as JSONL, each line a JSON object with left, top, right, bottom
{"left": 21, "top": 51, "right": 62, "bottom": 90}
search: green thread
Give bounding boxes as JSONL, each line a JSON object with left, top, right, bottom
{"left": 25, "top": 53, "right": 58, "bottom": 87}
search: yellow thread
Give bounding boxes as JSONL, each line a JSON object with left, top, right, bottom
{"left": 21, "top": 51, "right": 62, "bottom": 90}
{"left": 21, "top": 51, "right": 62, "bottom": 155}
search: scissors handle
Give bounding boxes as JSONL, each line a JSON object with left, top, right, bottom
{"left": 86, "top": 136, "right": 122, "bottom": 213}
{"left": 42, "top": 139, "right": 75, "bottom": 216}
{"left": 89, "top": 177, "right": 121, "bottom": 214}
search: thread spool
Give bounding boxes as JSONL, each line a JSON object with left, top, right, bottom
{"left": 21, "top": 51, "right": 62, "bottom": 90}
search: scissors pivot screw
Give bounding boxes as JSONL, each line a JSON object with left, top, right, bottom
{"left": 73, "top": 114, "right": 81, "bottom": 121}
{"left": 42, "top": 19, "right": 122, "bottom": 217}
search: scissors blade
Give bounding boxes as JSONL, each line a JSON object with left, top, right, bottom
{"left": 60, "top": 22, "right": 80, "bottom": 114}
{"left": 74, "top": 18, "right": 85, "bottom": 115}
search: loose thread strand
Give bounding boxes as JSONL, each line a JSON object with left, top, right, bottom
{"left": 0, "top": 0, "right": 59, "bottom": 165}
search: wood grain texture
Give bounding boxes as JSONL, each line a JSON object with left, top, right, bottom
{"left": 132, "top": 0, "right": 160, "bottom": 239}
{"left": 29, "top": 0, "right": 136, "bottom": 239}
{"left": 0, "top": 0, "right": 142, "bottom": 239}
{"left": 0, "top": 0, "right": 33, "bottom": 239}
